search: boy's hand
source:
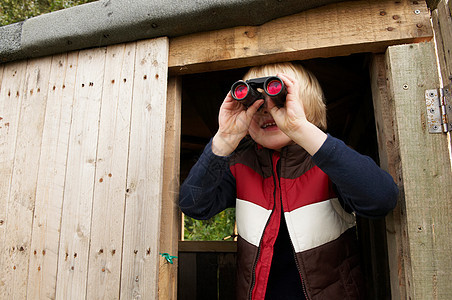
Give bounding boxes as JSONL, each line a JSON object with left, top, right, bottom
{"left": 212, "top": 92, "right": 264, "bottom": 156}
{"left": 267, "top": 73, "right": 308, "bottom": 135}
{"left": 268, "top": 73, "right": 327, "bottom": 155}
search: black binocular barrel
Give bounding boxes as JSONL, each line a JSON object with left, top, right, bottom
{"left": 231, "top": 80, "right": 262, "bottom": 107}
{"left": 230, "top": 76, "right": 287, "bottom": 108}
{"left": 264, "top": 77, "right": 286, "bottom": 108}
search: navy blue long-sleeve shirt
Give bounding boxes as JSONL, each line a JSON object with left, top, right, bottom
{"left": 179, "top": 134, "right": 398, "bottom": 220}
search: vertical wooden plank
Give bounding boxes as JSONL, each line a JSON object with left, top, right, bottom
{"left": 86, "top": 42, "right": 136, "bottom": 300}
{"left": 432, "top": 0, "right": 452, "bottom": 82}
{"left": 158, "top": 76, "right": 182, "bottom": 300}
{"left": 386, "top": 42, "right": 452, "bottom": 299}
{"left": 120, "top": 37, "right": 169, "bottom": 300}
{"left": 370, "top": 54, "right": 406, "bottom": 300}
{"left": 1, "top": 56, "right": 52, "bottom": 299}
{"left": 26, "top": 52, "right": 78, "bottom": 300}
{"left": 55, "top": 47, "right": 106, "bottom": 299}
{"left": 431, "top": 0, "right": 452, "bottom": 154}
{"left": 0, "top": 60, "right": 28, "bottom": 298}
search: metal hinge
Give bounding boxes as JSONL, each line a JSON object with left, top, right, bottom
{"left": 425, "top": 84, "right": 452, "bottom": 133}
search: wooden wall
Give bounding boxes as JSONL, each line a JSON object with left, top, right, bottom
{"left": 0, "top": 37, "right": 169, "bottom": 299}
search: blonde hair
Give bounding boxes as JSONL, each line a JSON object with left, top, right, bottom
{"left": 243, "top": 62, "right": 327, "bottom": 130}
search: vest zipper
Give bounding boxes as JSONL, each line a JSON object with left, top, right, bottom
{"left": 248, "top": 209, "right": 274, "bottom": 300}
{"left": 248, "top": 152, "right": 279, "bottom": 300}
{"left": 289, "top": 238, "right": 311, "bottom": 300}
{"left": 277, "top": 151, "right": 311, "bottom": 300}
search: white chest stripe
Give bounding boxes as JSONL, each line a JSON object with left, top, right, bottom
{"left": 236, "top": 199, "right": 272, "bottom": 247}
{"left": 285, "top": 198, "right": 356, "bottom": 253}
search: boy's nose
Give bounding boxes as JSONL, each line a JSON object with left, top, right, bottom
{"left": 256, "top": 94, "right": 271, "bottom": 113}
{"left": 256, "top": 100, "right": 269, "bottom": 114}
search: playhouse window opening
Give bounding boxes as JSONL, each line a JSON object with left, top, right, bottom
{"left": 179, "top": 53, "right": 391, "bottom": 298}
{"left": 179, "top": 54, "right": 381, "bottom": 240}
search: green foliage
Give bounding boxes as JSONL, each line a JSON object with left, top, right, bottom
{"left": 0, "top": 0, "right": 96, "bottom": 26}
{"left": 184, "top": 208, "right": 236, "bottom": 241}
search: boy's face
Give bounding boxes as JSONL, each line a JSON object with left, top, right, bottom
{"left": 248, "top": 98, "right": 293, "bottom": 151}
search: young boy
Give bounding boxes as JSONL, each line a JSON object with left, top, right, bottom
{"left": 179, "top": 62, "right": 398, "bottom": 299}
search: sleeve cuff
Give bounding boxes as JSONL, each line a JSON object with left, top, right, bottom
{"left": 201, "top": 138, "right": 231, "bottom": 168}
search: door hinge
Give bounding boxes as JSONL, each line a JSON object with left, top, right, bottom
{"left": 425, "top": 84, "right": 452, "bottom": 133}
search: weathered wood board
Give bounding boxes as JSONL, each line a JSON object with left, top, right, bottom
{"left": 432, "top": 0, "right": 452, "bottom": 155}
{"left": 27, "top": 52, "right": 78, "bottom": 300}
{"left": 120, "top": 37, "right": 169, "bottom": 300}
{"left": 169, "top": 0, "right": 433, "bottom": 75}
{"left": 0, "top": 61, "right": 28, "bottom": 298}
{"left": 1, "top": 56, "right": 52, "bottom": 299}
{"left": 158, "top": 76, "right": 182, "bottom": 300}
{"left": 370, "top": 54, "right": 407, "bottom": 300}
{"left": 383, "top": 42, "right": 452, "bottom": 299}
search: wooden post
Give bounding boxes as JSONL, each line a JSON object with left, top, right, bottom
{"left": 377, "top": 42, "right": 452, "bottom": 299}
{"left": 370, "top": 54, "right": 407, "bottom": 300}
{"left": 431, "top": 0, "right": 452, "bottom": 156}
{"left": 158, "top": 76, "right": 182, "bottom": 299}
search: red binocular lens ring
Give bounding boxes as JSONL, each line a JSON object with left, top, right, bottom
{"left": 233, "top": 83, "right": 249, "bottom": 100}
{"left": 265, "top": 79, "right": 283, "bottom": 96}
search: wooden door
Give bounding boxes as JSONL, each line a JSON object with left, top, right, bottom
{"left": 371, "top": 40, "right": 452, "bottom": 299}
{"left": 0, "top": 37, "right": 169, "bottom": 299}
{"left": 373, "top": 1, "right": 452, "bottom": 298}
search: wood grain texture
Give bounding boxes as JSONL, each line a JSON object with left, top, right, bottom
{"left": 158, "top": 76, "right": 182, "bottom": 300}
{"left": 370, "top": 54, "right": 406, "bottom": 300}
{"left": 1, "top": 56, "right": 52, "bottom": 299}
{"left": 26, "top": 52, "right": 78, "bottom": 300}
{"left": 86, "top": 42, "right": 136, "bottom": 300}
{"left": 431, "top": 0, "right": 452, "bottom": 158}
{"left": 169, "top": 0, "right": 433, "bottom": 75}
{"left": 0, "top": 60, "right": 28, "bottom": 299}
{"left": 120, "top": 37, "right": 169, "bottom": 300}
{"left": 55, "top": 47, "right": 106, "bottom": 299}
{"left": 386, "top": 42, "right": 452, "bottom": 299}
{"left": 1, "top": 37, "right": 170, "bottom": 299}
{"left": 432, "top": 0, "right": 452, "bottom": 83}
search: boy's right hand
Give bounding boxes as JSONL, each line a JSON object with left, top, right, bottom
{"left": 212, "top": 92, "right": 264, "bottom": 156}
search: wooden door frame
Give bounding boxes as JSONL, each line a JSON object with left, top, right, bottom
{"left": 159, "top": 0, "right": 452, "bottom": 299}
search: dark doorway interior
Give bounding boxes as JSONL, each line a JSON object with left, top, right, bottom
{"left": 179, "top": 53, "right": 390, "bottom": 300}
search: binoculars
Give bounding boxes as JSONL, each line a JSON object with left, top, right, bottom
{"left": 230, "top": 76, "right": 287, "bottom": 108}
